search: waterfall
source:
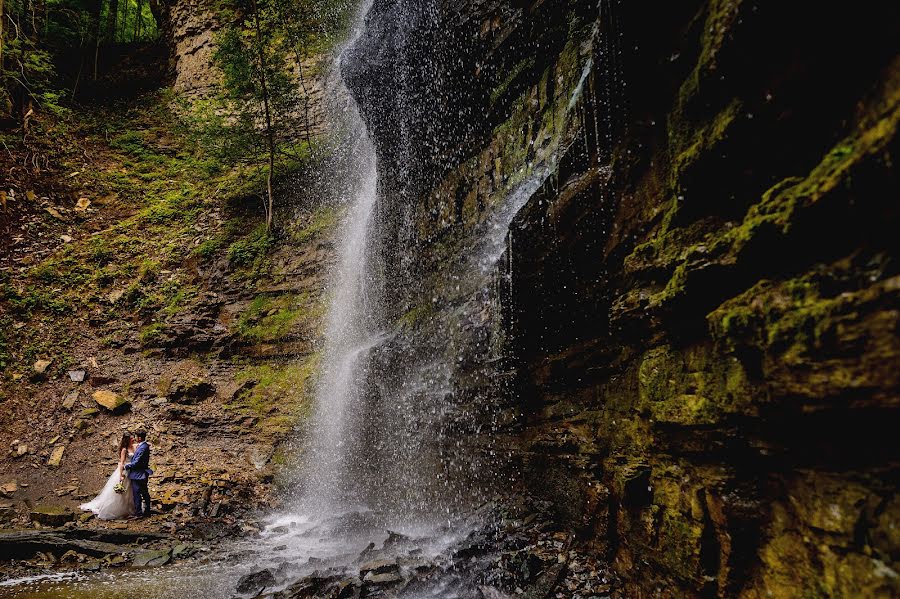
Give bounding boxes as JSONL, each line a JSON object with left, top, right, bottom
{"left": 287, "top": 0, "right": 383, "bottom": 515}
{"left": 293, "top": 14, "right": 380, "bottom": 513}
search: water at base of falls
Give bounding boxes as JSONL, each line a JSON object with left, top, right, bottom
{"left": 0, "top": 510, "right": 475, "bottom": 598}
{"left": 0, "top": 0, "right": 616, "bottom": 594}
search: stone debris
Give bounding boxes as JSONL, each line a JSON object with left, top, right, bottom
{"left": 259, "top": 501, "right": 621, "bottom": 599}
{"left": 47, "top": 445, "right": 65, "bottom": 468}
{"left": 33, "top": 359, "right": 52, "bottom": 375}
{"left": 92, "top": 390, "right": 130, "bottom": 413}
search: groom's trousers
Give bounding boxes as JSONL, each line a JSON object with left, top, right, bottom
{"left": 132, "top": 479, "right": 151, "bottom": 516}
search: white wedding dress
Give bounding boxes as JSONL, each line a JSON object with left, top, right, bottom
{"left": 80, "top": 453, "right": 136, "bottom": 520}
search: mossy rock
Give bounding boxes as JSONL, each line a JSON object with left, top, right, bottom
{"left": 30, "top": 505, "right": 74, "bottom": 527}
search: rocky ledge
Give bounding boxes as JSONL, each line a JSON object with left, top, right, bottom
{"left": 233, "top": 499, "right": 621, "bottom": 599}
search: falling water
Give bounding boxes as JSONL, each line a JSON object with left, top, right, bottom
{"left": 292, "top": 3, "right": 380, "bottom": 512}
{"left": 1, "top": 1, "right": 625, "bottom": 596}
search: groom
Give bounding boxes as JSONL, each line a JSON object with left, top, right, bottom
{"left": 125, "top": 430, "right": 153, "bottom": 519}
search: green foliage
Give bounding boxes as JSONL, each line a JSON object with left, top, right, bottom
{"left": 181, "top": 0, "right": 355, "bottom": 227}
{"left": 4, "top": 284, "right": 70, "bottom": 316}
{"left": 227, "top": 224, "right": 274, "bottom": 267}
{"left": 194, "top": 235, "right": 227, "bottom": 260}
{"left": 2, "top": 0, "right": 160, "bottom": 121}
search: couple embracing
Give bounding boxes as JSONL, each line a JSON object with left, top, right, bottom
{"left": 80, "top": 430, "right": 153, "bottom": 520}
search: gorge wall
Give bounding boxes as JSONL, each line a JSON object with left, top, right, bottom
{"left": 348, "top": 0, "right": 899, "bottom": 597}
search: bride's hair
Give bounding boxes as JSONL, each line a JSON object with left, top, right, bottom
{"left": 118, "top": 433, "right": 132, "bottom": 452}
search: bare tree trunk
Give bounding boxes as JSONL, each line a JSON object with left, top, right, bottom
{"left": 89, "top": 0, "right": 102, "bottom": 79}
{"left": 274, "top": 2, "right": 312, "bottom": 148}
{"left": 134, "top": 0, "right": 143, "bottom": 40}
{"left": 252, "top": 0, "right": 276, "bottom": 231}
{"left": 0, "top": 0, "right": 5, "bottom": 76}
{"left": 107, "top": 0, "right": 119, "bottom": 42}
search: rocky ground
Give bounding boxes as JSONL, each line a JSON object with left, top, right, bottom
{"left": 232, "top": 498, "right": 621, "bottom": 599}
{"left": 0, "top": 57, "right": 337, "bottom": 579}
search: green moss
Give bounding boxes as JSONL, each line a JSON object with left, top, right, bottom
{"left": 139, "top": 323, "right": 167, "bottom": 346}
{"left": 652, "top": 262, "right": 689, "bottom": 307}
{"left": 671, "top": 0, "right": 745, "bottom": 128}
{"left": 290, "top": 204, "right": 339, "bottom": 245}
{"left": 670, "top": 99, "right": 742, "bottom": 186}
{"left": 5, "top": 285, "right": 70, "bottom": 316}
{"left": 236, "top": 293, "right": 311, "bottom": 343}
{"left": 194, "top": 235, "right": 227, "bottom": 260}
{"left": 653, "top": 72, "right": 899, "bottom": 309}
{"left": 227, "top": 224, "right": 274, "bottom": 267}
{"left": 490, "top": 56, "right": 536, "bottom": 106}
{"left": 396, "top": 303, "right": 434, "bottom": 331}
{"left": 637, "top": 344, "right": 754, "bottom": 425}
{"left": 109, "top": 130, "right": 155, "bottom": 157}
{"left": 231, "top": 354, "right": 320, "bottom": 418}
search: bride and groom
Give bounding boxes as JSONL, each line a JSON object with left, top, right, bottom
{"left": 80, "top": 430, "right": 153, "bottom": 520}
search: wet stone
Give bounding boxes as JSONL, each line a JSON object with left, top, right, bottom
{"left": 360, "top": 558, "right": 399, "bottom": 576}
{"left": 133, "top": 549, "right": 171, "bottom": 567}
{"left": 364, "top": 571, "right": 404, "bottom": 585}
{"left": 235, "top": 568, "right": 276, "bottom": 595}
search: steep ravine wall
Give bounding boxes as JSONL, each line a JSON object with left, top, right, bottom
{"left": 350, "top": 0, "right": 899, "bottom": 597}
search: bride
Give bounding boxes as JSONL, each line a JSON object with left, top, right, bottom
{"left": 80, "top": 433, "right": 136, "bottom": 520}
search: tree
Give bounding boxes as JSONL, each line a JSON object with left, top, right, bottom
{"left": 207, "top": 0, "right": 306, "bottom": 231}
{"left": 1, "top": 0, "right": 161, "bottom": 123}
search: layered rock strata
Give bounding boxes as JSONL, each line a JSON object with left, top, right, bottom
{"left": 348, "top": 0, "right": 899, "bottom": 595}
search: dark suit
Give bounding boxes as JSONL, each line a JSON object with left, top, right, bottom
{"left": 125, "top": 441, "right": 153, "bottom": 516}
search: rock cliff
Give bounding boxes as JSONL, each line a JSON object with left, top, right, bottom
{"left": 348, "top": 0, "right": 899, "bottom": 596}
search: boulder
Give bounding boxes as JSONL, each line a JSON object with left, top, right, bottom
{"left": 235, "top": 569, "right": 276, "bottom": 595}
{"left": 93, "top": 390, "right": 130, "bottom": 413}
{"left": 364, "top": 571, "right": 404, "bottom": 585}
{"left": 360, "top": 558, "right": 400, "bottom": 576}
{"left": 30, "top": 506, "right": 74, "bottom": 527}
{"left": 171, "top": 543, "right": 197, "bottom": 559}
{"left": 133, "top": 549, "right": 171, "bottom": 567}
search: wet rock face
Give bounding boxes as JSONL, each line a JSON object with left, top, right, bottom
{"left": 351, "top": 0, "right": 900, "bottom": 596}
{"left": 345, "top": 0, "right": 586, "bottom": 205}
{"left": 249, "top": 500, "right": 622, "bottom": 599}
